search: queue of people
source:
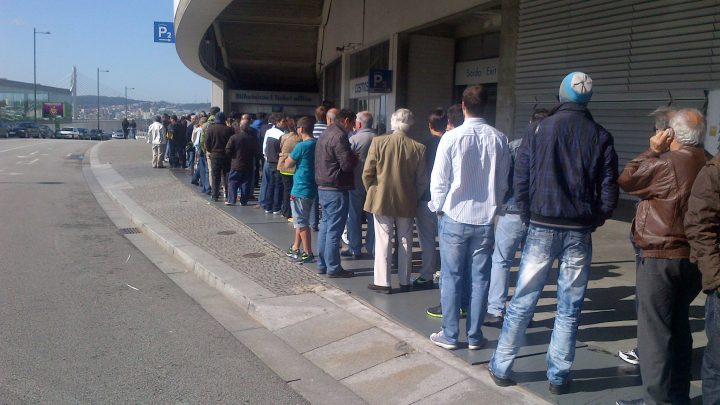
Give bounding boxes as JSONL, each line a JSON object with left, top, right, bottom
{"left": 145, "top": 73, "right": 719, "bottom": 404}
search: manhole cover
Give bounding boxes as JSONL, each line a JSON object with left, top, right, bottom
{"left": 217, "top": 230, "right": 237, "bottom": 235}
{"left": 242, "top": 252, "right": 266, "bottom": 258}
{"left": 118, "top": 227, "right": 142, "bottom": 234}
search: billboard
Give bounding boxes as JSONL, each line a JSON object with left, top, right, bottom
{"left": 42, "top": 102, "right": 64, "bottom": 118}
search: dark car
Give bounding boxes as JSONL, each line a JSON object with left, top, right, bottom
{"left": 9, "top": 122, "right": 40, "bottom": 138}
{"left": 0, "top": 121, "right": 9, "bottom": 138}
{"left": 88, "top": 129, "right": 108, "bottom": 140}
{"left": 39, "top": 125, "right": 54, "bottom": 138}
{"left": 78, "top": 128, "right": 90, "bottom": 140}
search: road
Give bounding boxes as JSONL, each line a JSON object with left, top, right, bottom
{"left": 0, "top": 139, "right": 307, "bottom": 403}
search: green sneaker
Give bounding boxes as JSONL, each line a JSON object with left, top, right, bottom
{"left": 286, "top": 247, "right": 300, "bottom": 258}
{"left": 295, "top": 252, "right": 315, "bottom": 264}
{"left": 426, "top": 304, "right": 467, "bottom": 319}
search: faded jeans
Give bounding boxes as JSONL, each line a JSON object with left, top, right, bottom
{"left": 704, "top": 291, "right": 720, "bottom": 405}
{"left": 488, "top": 213, "right": 527, "bottom": 316}
{"left": 317, "top": 189, "right": 349, "bottom": 275}
{"left": 439, "top": 215, "right": 494, "bottom": 346}
{"left": 490, "top": 224, "right": 592, "bottom": 385}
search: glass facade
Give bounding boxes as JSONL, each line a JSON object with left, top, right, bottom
{"left": 0, "top": 79, "right": 71, "bottom": 123}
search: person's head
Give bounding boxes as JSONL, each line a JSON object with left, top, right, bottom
{"left": 215, "top": 112, "right": 227, "bottom": 124}
{"left": 296, "top": 116, "right": 315, "bottom": 139}
{"left": 241, "top": 113, "right": 251, "bottom": 121}
{"left": 446, "top": 104, "right": 464, "bottom": 130}
{"left": 428, "top": 108, "right": 447, "bottom": 135}
{"left": 240, "top": 116, "right": 250, "bottom": 128}
{"left": 286, "top": 116, "right": 296, "bottom": 131}
{"left": 558, "top": 72, "right": 593, "bottom": 104}
{"left": 355, "top": 111, "right": 374, "bottom": 131}
{"left": 272, "top": 113, "right": 287, "bottom": 129}
{"left": 197, "top": 116, "right": 207, "bottom": 126}
{"left": 529, "top": 108, "right": 549, "bottom": 124}
{"left": 190, "top": 115, "right": 198, "bottom": 125}
{"left": 649, "top": 106, "right": 677, "bottom": 131}
{"left": 170, "top": 114, "right": 178, "bottom": 123}
{"left": 154, "top": 115, "right": 162, "bottom": 123}
{"left": 327, "top": 108, "right": 338, "bottom": 125}
{"left": 315, "top": 105, "right": 327, "bottom": 122}
{"left": 336, "top": 109, "right": 356, "bottom": 131}
{"left": 391, "top": 108, "right": 414, "bottom": 133}
{"left": 461, "top": 85, "right": 489, "bottom": 118}
{"left": 669, "top": 108, "right": 705, "bottom": 147}
{"left": 209, "top": 106, "right": 221, "bottom": 116}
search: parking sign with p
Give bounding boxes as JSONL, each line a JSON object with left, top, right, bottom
{"left": 154, "top": 22, "right": 175, "bottom": 43}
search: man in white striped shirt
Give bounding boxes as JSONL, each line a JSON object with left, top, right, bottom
{"left": 428, "top": 85, "right": 511, "bottom": 351}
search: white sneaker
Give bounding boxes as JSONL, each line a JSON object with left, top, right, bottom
{"left": 618, "top": 348, "right": 639, "bottom": 365}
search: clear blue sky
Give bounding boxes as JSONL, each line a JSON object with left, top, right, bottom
{"left": 0, "top": 0, "right": 209, "bottom": 103}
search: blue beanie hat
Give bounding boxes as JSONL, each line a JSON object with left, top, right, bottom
{"left": 559, "top": 72, "right": 593, "bottom": 104}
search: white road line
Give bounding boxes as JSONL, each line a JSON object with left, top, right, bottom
{"left": 26, "top": 158, "right": 39, "bottom": 165}
{"left": 29, "top": 151, "right": 38, "bottom": 155}
{"left": 16, "top": 156, "right": 28, "bottom": 158}
{"left": 9, "top": 173, "right": 22, "bottom": 176}
{"left": 0, "top": 141, "right": 61, "bottom": 153}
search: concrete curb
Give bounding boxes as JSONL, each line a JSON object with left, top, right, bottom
{"left": 86, "top": 142, "right": 547, "bottom": 405}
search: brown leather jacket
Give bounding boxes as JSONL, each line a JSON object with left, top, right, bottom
{"left": 618, "top": 146, "right": 707, "bottom": 258}
{"left": 314, "top": 123, "right": 357, "bottom": 190}
{"left": 684, "top": 154, "right": 720, "bottom": 292}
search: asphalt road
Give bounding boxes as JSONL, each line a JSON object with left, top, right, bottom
{"left": 0, "top": 139, "right": 307, "bottom": 404}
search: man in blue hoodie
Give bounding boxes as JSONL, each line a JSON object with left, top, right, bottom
{"left": 489, "top": 72, "right": 619, "bottom": 395}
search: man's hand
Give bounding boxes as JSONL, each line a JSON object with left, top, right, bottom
{"left": 649, "top": 128, "right": 674, "bottom": 154}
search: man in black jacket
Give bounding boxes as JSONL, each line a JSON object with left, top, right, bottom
{"left": 225, "top": 124, "right": 260, "bottom": 206}
{"left": 204, "top": 112, "right": 233, "bottom": 202}
{"left": 169, "top": 115, "right": 187, "bottom": 168}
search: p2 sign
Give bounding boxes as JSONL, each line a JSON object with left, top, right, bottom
{"left": 154, "top": 22, "right": 175, "bottom": 43}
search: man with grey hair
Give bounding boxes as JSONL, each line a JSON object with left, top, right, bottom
{"left": 343, "top": 111, "right": 376, "bottom": 259}
{"left": 363, "top": 108, "right": 427, "bottom": 293}
{"left": 616, "top": 108, "right": 707, "bottom": 405}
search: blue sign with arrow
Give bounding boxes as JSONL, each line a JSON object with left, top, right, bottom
{"left": 154, "top": 22, "right": 175, "bottom": 43}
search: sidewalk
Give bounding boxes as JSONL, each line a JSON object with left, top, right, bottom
{"left": 89, "top": 140, "right": 706, "bottom": 405}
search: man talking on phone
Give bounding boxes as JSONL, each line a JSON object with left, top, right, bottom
{"left": 616, "top": 108, "right": 707, "bottom": 405}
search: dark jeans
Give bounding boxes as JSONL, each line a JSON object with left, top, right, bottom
{"left": 281, "top": 174, "right": 293, "bottom": 218}
{"left": 263, "top": 163, "right": 282, "bottom": 212}
{"left": 169, "top": 143, "right": 186, "bottom": 168}
{"left": 637, "top": 258, "right": 701, "bottom": 405}
{"left": 210, "top": 156, "right": 230, "bottom": 200}
{"left": 704, "top": 291, "right": 720, "bottom": 405}
{"left": 227, "top": 169, "right": 253, "bottom": 205}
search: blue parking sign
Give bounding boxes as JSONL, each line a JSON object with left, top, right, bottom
{"left": 154, "top": 22, "right": 175, "bottom": 43}
{"left": 368, "top": 69, "right": 392, "bottom": 93}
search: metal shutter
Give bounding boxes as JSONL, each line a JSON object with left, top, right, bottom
{"left": 514, "top": 0, "right": 718, "bottom": 176}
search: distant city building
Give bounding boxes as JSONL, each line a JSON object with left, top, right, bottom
{"left": 0, "top": 78, "right": 72, "bottom": 122}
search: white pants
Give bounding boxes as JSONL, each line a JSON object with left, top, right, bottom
{"left": 152, "top": 144, "right": 165, "bottom": 167}
{"left": 373, "top": 215, "right": 413, "bottom": 287}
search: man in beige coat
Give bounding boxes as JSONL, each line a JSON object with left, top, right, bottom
{"left": 363, "top": 108, "right": 427, "bottom": 293}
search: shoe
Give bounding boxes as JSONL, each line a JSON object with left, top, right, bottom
{"left": 312, "top": 226, "right": 319, "bottom": 232}
{"left": 426, "top": 304, "right": 442, "bottom": 318}
{"left": 224, "top": 201, "right": 235, "bottom": 206}
{"left": 157, "top": 165, "right": 165, "bottom": 169}
{"left": 412, "top": 277, "right": 434, "bottom": 290}
{"left": 295, "top": 252, "right": 315, "bottom": 264}
{"left": 367, "top": 283, "right": 391, "bottom": 294}
{"left": 399, "top": 284, "right": 412, "bottom": 293}
{"left": 429, "top": 331, "right": 458, "bottom": 350}
{"left": 273, "top": 210, "right": 282, "bottom": 215}
{"left": 468, "top": 337, "right": 487, "bottom": 350}
{"left": 340, "top": 250, "right": 361, "bottom": 260}
{"left": 549, "top": 380, "right": 571, "bottom": 395}
{"left": 287, "top": 217, "right": 294, "bottom": 223}
{"left": 212, "top": 198, "right": 219, "bottom": 202}
{"left": 286, "top": 247, "right": 300, "bottom": 258}
{"left": 328, "top": 269, "right": 354, "bottom": 278}
{"left": 191, "top": 180, "right": 199, "bottom": 185}
{"left": 618, "top": 348, "right": 639, "bottom": 365}
{"left": 316, "top": 268, "right": 327, "bottom": 275}
{"left": 615, "top": 400, "right": 645, "bottom": 405}
{"left": 483, "top": 313, "right": 504, "bottom": 327}
{"left": 488, "top": 367, "right": 516, "bottom": 387}
{"left": 265, "top": 210, "right": 272, "bottom": 214}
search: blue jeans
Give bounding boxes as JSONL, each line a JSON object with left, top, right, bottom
{"left": 347, "top": 187, "right": 374, "bottom": 255}
{"left": 196, "top": 152, "right": 210, "bottom": 193}
{"left": 227, "top": 169, "right": 253, "bottom": 205}
{"left": 259, "top": 162, "right": 271, "bottom": 207}
{"left": 439, "top": 215, "right": 494, "bottom": 346}
{"left": 490, "top": 224, "right": 592, "bottom": 385}
{"left": 704, "top": 292, "right": 720, "bottom": 405}
{"left": 488, "top": 213, "right": 527, "bottom": 316}
{"left": 263, "top": 163, "right": 282, "bottom": 212}
{"left": 317, "top": 189, "right": 349, "bottom": 275}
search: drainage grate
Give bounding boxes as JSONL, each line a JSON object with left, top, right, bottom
{"left": 242, "top": 252, "right": 266, "bottom": 258}
{"left": 217, "top": 230, "right": 237, "bottom": 235}
{"left": 118, "top": 227, "right": 142, "bottom": 235}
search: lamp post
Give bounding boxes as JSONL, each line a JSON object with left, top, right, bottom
{"left": 124, "top": 86, "right": 135, "bottom": 119}
{"left": 97, "top": 68, "right": 109, "bottom": 131}
{"left": 33, "top": 28, "right": 51, "bottom": 123}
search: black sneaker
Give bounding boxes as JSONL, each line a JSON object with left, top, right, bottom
{"left": 340, "top": 250, "right": 361, "bottom": 260}
{"left": 549, "top": 380, "right": 571, "bottom": 395}
{"left": 483, "top": 313, "right": 504, "bottom": 327}
{"left": 412, "top": 277, "right": 434, "bottom": 290}
{"left": 328, "top": 269, "right": 354, "bottom": 278}
{"left": 488, "top": 367, "right": 516, "bottom": 387}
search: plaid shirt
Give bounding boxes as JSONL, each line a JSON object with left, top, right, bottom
{"left": 514, "top": 103, "right": 618, "bottom": 229}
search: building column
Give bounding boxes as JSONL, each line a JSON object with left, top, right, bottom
{"left": 496, "top": 0, "right": 519, "bottom": 137}
{"left": 211, "top": 80, "right": 227, "bottom": 111}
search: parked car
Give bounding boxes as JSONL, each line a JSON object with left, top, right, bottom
{"left": 58, "top": 127, "right": 81, "bottom": 139}
{"left": 0, "top": 121, "right": 9, "bottom": 138}
{"left": 88, "top": 129, "right": 109, "bottom": 140}
{"left": 111, "top": 129, "right": 125, "bottom": 139}
{"left": 9, "top": 122, "right": 40, "bottom": 138}
{"left": 39, "top": 125, "right": 54, "bottom": 138}
{"left": 77, "top": 128, "right": 90, "bottom": 140}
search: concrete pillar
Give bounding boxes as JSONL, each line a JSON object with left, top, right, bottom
{"left": 340, "top": 53, "right": 352, "bottom": 109}
{"left": 496, "top": 0, "right": 518, "bottom": 138}
{"left": 211, "top": 80, "right": 227, "bottom": 111}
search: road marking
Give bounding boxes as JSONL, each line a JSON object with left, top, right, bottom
{"left": 17, "top": 156, "right": 28, "bottom": 158}
{"left": 9, "top": 173, "right": 22, "bottom": 176}
{"left": 125, "top": 254, "right": 131, "bottom": 263}
{"left": 29, "top": 151, "right": 38, "bottom": 155}
{"left": 26, "top": 158, "right": 39, "bottom": 165}
{"left": 125, "top": 283, "right": 139, "bottom": 291}
{"left": 0, "top": 141, "right": 60, "bottom": 153}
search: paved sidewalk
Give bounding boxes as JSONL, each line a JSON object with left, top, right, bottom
{"left": 90, "top": 140, "right": 706, "bottom": 404}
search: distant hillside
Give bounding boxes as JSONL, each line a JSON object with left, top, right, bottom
{"left": 76, "top": 95, "right": 210, "bottom": 112}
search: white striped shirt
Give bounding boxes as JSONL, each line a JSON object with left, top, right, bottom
{"left": 428, "top": 117, "right": 510, "bottom": 225}
{"left": 313, "top": 122, "right": 327, "bottom": 138}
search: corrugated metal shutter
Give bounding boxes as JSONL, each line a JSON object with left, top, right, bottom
{"left": 514, "top": 0, "right": 718, "bottom": 179}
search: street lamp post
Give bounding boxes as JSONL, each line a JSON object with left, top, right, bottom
{"left": 97, "top": 68, "right": 109, "bottom": 131}
{"left": 124, "top": 86, "right": 135, "bottom": 119}
{"left": 33, "top": 28, "right": 51, "bottom": 123}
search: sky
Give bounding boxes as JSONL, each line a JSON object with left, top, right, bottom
{"left": 0, "top": 0, "right": 210, "bottom": 103}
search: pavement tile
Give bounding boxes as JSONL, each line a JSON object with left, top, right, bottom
{"left": 304, "top": 327, "right": 413, "bottom": 380}
{"left": 414, "top": 378, "right": 543, "bottom": 405}
{"left": 249, "top": 293, "right": 338, "bottom": 331}
{"left": 341, "top": 352, "right": 466, "bottom": 405}
{"left": 275, "top": 309, "right": 373, "bottom": 354}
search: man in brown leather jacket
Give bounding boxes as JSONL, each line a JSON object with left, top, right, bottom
{"left": 616, "top": 108, "right": 707, "bottom": 405}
